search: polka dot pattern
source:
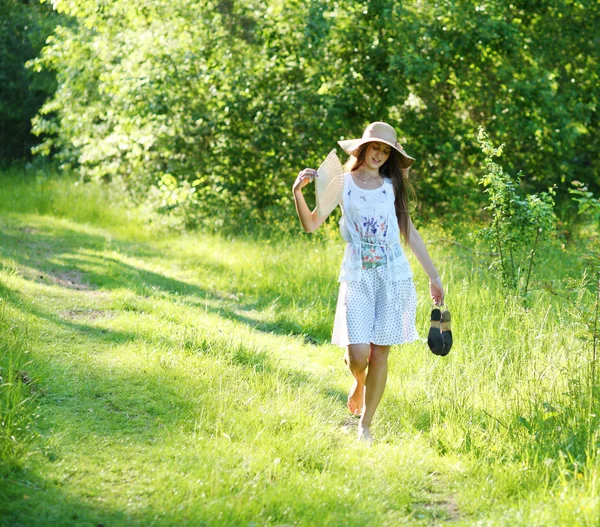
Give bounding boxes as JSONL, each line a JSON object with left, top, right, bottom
{"left": 331, "top": 266, "right": 420, "bottom": 347}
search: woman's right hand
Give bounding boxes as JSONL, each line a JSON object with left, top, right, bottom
{"left": 429, "top": 279, "right": 445, "bottom": 306}
{"left": 293, "top": 168, "right": 317, "bottom": 194}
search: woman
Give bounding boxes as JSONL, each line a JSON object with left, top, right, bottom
{"left": 293, "top": 122, "right": 444, "bottom": 443}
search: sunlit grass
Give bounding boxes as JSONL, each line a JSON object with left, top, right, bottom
{"left": 0, "top": 169, "right": 599, "bottom": 525}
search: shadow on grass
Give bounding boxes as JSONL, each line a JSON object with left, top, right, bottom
{"left": 0, "top": 274, "right": 348, "bottom": 524}
{"left": 0, "top": 220, "right": 222, "bottom": 296}
{"left": 2, "top": 466, "right": 137, "bottom": 527}
{"left": 0, "top": 217, "right": 333, "bottom": 342}
{"left": 0, "top": 212, "right": 398, "bottom": 524}
{"left": 0, "top": 279, "right": 139, "bottom": 346}
{"left": 0, "top": 212, "right": 348, "bottom": 425}
{"left": 184, "top": 297, "right": 331, "bottom": 344}
{"left": 0, "top": 256, "right": 347, "bottom": 431}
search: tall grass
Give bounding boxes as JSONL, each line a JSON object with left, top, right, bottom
{"left": 0, "top": 166, "right": 599, "bottom": 524}
{"left": 0, "top": 165, "right": 146, "bottom": 237}
{"left": 0, "top": 296, "right": 36, "bottom": 472}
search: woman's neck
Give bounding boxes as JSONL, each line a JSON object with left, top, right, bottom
{"left": 355, "top": 165, "right": 381, "bottom": 180}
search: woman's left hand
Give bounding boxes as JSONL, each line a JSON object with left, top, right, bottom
{"left": 429, "top": 278, "right": 444, "bottom": 305}
{"left": 293, "top": 168, "right": 317, "bottom": 194}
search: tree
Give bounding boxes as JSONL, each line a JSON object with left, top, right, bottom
{"left": 30, "top": 0, "right": 600, "bottom": 227}
{"left": 0, "top": 0, "right": 60, "bottom": 161}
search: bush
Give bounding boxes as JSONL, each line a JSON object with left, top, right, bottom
{"left": 476, "top": 128, "right": 556, "bottom": 295}
{"left": 30, "top": 0, "right": 600, "bottom": 228}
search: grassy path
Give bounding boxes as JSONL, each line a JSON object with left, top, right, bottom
{"left": 0, "top": 181, "right": 599, "bottom": 525}
{"left": 0, "top": 212, "right": 466, "bottom": 525}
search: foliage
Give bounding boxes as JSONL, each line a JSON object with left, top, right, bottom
{"left": 0, "top": 0, "right": 61, "bottom": 160}
{"left": 570, "top": 180, "right": 600, "bottom": 228}
{"left": 476, "top": 128, "right": 556, "bottom": 294}
{"left": 569, "top": 180, "right": 600, "bottom": 276}
{"left": 29, "top": 0, "right": 600, "bottom": 228}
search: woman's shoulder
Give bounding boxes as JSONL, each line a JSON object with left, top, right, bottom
{"left": 382, "top": 176, "right": 394, "bottom": 187}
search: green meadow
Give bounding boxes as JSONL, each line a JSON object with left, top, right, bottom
{"left": 1, "top": 169, "right": 599, "bottom": 526}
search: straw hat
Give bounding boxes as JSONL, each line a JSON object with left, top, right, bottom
{"left": 338, "top": 122, "right": 415, "bottom": 168}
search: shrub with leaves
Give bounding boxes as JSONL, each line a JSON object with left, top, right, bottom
{"left": 29, "top": 1, "right": 600, "bottom": 228}
{"left": 570, "top": 181, "right": 600, "bottom": 227}
{"left": 476, "top": 128, "right": 556, "bottom": 295}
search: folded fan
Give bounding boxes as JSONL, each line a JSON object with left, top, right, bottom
{"left": 316, "top": 149, "right": 344, "bottom": 218}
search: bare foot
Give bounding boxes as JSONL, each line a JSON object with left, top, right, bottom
{"left": 358, "top": 424, "right": 374, "bottom": 444}
{"left": 347, "top": 380, "right": 364, "bottom": 416}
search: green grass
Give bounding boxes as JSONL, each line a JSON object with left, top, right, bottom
{"left": 0, "top": 168, "right": 599, "bottom": 525}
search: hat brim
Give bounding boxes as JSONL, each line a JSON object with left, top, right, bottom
{"left": 338, "top": 138, "right": 415, "bottom": 168}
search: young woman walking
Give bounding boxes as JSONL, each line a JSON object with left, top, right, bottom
{"left": 292, "top": 122, "right": 444, "bottom": 443}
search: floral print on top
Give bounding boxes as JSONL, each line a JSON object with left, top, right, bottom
{"left": 348, "top": 182, "right": 389, "bottom": 269}
{"left": 355, "top": 215, "right": 388, "bottom": 268}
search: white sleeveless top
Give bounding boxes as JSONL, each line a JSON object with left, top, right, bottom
{"left": 338, "top": 173, "right": 413, "bottom": 283}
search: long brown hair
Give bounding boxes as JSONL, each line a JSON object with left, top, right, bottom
{"left": 345, "top": 144, "right": 415, "bottom": 244}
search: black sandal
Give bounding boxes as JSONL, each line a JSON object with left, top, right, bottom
{"left": 427, "top": 307, "right": 444, "bottom": 356}
{"left": 440, "top": 308, "right": 452, "bottom": 356}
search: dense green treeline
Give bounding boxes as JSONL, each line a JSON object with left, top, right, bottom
{"left": 0, "top": 0, "right": 60, "bottom": 160}
{"left": 8, "top": 0, "right": 600, "bottom": 227}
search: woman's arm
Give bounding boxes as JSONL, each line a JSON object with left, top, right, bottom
{"left": 293, "top": 168, "right": 330, "bottom": 233}
{"left": 406, "top": 219, "right": 445, "bottom": 304}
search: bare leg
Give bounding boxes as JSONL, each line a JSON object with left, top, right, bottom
{"left": 345, "top": 344, "right": 369, "bottom": 416}
{"left": 359, "top": 344, "right": 390, "bottom": 441}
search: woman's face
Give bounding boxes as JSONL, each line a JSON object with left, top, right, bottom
{"left": 363, "top": 142, "right": 391, "bottom": 170}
